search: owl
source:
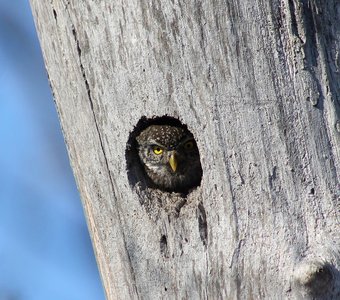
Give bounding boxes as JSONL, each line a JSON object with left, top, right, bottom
{"left": 136, "top": 125, "right": 202, "bottom": 193}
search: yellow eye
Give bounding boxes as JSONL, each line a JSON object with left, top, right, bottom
{"left": 184, "top": 140, "right": 194, "bottom": 150}
{"left": 153, "top": 146, "right": 163, "bottom": 155}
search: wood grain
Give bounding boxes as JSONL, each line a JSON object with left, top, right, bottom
{"left": 30, "top": 0, "right": 340, "bottom": 298}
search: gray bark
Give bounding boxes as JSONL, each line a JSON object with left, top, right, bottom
{"left": 30, "top": 0, "right": 340, "bottom": 299}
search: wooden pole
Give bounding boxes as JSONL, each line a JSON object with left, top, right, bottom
{"left": 30, "top": 0, "right": 340, "bottom": 298}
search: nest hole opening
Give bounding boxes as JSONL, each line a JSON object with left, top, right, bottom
{"left": 125, "top": 115, "right": 203, "bottom": 198}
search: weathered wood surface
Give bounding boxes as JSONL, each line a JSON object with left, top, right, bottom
{"left": 30, "top": 0, "right": 340, "bottom": 299}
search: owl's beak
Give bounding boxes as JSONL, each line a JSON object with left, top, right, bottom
{"left": 169, "top": 152, "right": 177, "bottom": 172}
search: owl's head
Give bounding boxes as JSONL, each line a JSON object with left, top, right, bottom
{"left": 136, "top": 125, "right": 202, "bottom": 192}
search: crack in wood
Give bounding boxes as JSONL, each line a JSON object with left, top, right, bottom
{"left": 288, "top": 0, "right": 303, "bottom": 43}
{"left": 52, "top": 9, "right": 57, "bottom": 20}
{"left": 71, "top": 27, "right": 93, "bottom": 109}
{"left": 197, "top": 202, "right": 208, "bottom": 247}
{"left": 160, "top": 234, "right": 169, "bottom": 258}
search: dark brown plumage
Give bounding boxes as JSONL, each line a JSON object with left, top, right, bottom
{"left": 136, "top": 125, "right": 202, "bottom": 192}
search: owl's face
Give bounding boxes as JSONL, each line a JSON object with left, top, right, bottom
{"left": 136, "top": 125, "right": 202, "bottom": 192}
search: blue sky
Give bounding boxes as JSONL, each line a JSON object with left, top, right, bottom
{"left": 0, "top": 2, "right": 104, "bottom": 299}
